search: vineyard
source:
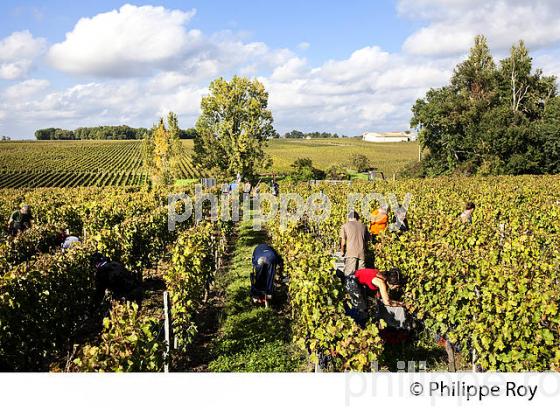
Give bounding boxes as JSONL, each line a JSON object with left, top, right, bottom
{"left": 0, "top": 174, "right": 559, "bottom": 372}
{"left": 0, "top": 140, "right": 202, "bottom": 188}
{"left": 267, "top": 175, "right": 560, "bottom": 371}
{"left": 0, "top": 139, "right": 418, "bottom": 188}
{"left": 0, "top": 184, "right": 234, "bottom": 371}
{"left": 263, "top": 138, "right": 418, "bottom": 176}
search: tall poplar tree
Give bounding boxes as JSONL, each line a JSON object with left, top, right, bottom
{"left": 194, "top": 76, "right": 274, "bottom": 180}
{"left": 143, "top": 112, "right": 183, "bottom": 186}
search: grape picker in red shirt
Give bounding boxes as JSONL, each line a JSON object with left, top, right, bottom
{"left": 354, "top": 268, "right": 405, "bottom": 308}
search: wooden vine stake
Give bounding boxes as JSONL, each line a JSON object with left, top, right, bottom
{"left": 472, "top": 348, "right": 478, "bottom": 373}
{"left": 163, "top": 291, "right": 170, "bottom": 373}
{"left": 445, "top": 340, "right": 456, "bottom": 372}
{"left": 314, "top": 351, "right": 322, "bottom": 373}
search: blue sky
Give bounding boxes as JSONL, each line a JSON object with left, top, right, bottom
{"left": 1, "top": 0, "right": 560, "bottom": 138}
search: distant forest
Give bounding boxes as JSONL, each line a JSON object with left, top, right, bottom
{"left": 35, "top": 125, "right": 198, "bottom": 140}
{"left": 34, "top": 125, "right": 348, "bottom": 140}
{"left": 281, "top": 130, "right": 348, "bottom": 139}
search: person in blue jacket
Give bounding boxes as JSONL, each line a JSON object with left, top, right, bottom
{"left": 251, "top": 243, "right": 283, "bottom": 304}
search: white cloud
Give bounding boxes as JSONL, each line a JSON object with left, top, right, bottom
{"left": 0, "top": 30, "right": 46, "bottom": 61}
{"left": 148, "top": 72, "right": 191, "bottom": 92}
{"left": 0, "top": 39, "right": 457, "bottom": 137}
{"left": 0, "top": 5, "right": 302, "bottom": 136}
{"left": 261, "top": 46, "right": 453, "bottom": 134}
{"left": 374, "top": 64, "right": 452, "bottom": 90}
{"left": 0, "top": 30, "right": 46, "bottom": 79}
{"left": 46, "top": 5, "right": 296, "bottom": 81}
{"left": 318, "top": 47, "right": 390, "bottom": 82}
{"left": 534, "top": 50, "right": 560, "bottom": 78}
{"left": 0, "top": 76, "right": 209, "bottom": 138}
{"left": 3, "top": 79, "right": 50, "bottom": 100}
{"left": 2, "top": 40, "right": 452, "bottom": 137}
{"left": 270, "top": 57, "right": 307, "bottom": 81}
{"left": 47, "top": 4, "right": 199, "bottom": 77}
{"left": 0, "top": 61, "right": 32, "bottom": 80}
{"left": 401, "top": 0, "right": 560, "bottom": 56}
{"left": 359, "top": 102, "right": 397, "bottom": 122}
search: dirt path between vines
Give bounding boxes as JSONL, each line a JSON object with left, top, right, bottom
{"left": 186, "top": 220, "right": 301, "bottom": 372}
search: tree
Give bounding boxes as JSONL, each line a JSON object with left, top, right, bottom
{"left": 350, "top": 153, "right": 372, "bottom": 172}
{"left": 54, "top": 129, "right": 75, "bottom": 140}
{"left": 283, "top": 130, "right": 346, "bottom": 139}
{"left": 35, "top": 128, "right": 56, "bottom": 140}
{"left": 181, "top": 128, "right": 198, "bottom": 139}
{"left": 451, "top": 35, "right": 496, "bottom": 100}
{"left": 411, "top": 35, "right": 558, "bottom": 176}
{"left": 143, "top": 112, "right": 183, "bottom": 186}
{"left": 194, "top": 76, "right": 274, "bottom": 179}
{"left": 284, "top": 130, "right": 305, "bottom": 139}
{"left": 35, "top": 125, "right": 149, "bottom": 140}
{"left": 289, "top": 158, "right": 324, "bottom": 181}
{"left": 533, "top": 95, "right": 560, "bottom": 174}
{"left": 325, "top": 164, "right": 349, "bottom": 180}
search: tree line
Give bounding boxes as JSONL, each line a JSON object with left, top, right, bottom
{"left": 412, "top": 35, "right": 560, "bottom": 176}
{"left": 281, "top": 130, "right": 347, "bottom": 139}
{"left": 35, "top": 125, "right": 198, "bottom": 140}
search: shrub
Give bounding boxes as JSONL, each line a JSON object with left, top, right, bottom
{"left": 350, "top": 153, "right": 371, "bottom": 172}
{"left": 398, "top": 161, "right": 425, "bottom": 178}
{"left": 325, "top": 164, "right": 349, "bottom": 180}
{"left": 289, "top": 158, "right": 325, "bottom": 181}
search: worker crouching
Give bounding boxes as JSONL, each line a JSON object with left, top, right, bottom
{"left": 251, "top": 244, "right": 283, "bottom": 307}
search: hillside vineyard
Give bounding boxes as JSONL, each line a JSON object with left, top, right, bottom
{"left": 0, "top": 141, "right": 202, "bottom": 188}
{"left": 0, "top": 139, "right": 419, "bottom": 188}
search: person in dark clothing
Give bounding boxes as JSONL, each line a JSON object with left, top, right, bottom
{"left": 60, "top": 229, "right": 80, "bottom": 251}
{"left": 7, "top": 204, "right": 32, "bottom": 236}
{"left": 90, "top": 253, "right": 143, "bottom": 302}
{"left": 251, "top": 244, "right": 283, "bottom": 304}
{"left": 271, "top": 180, "right": 279, "bottom": 197}
{"left": 389, "top": 208, "right": 409, "bottom": 233}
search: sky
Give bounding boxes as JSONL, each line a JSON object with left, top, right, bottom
{"left": 1, "top": 1, "right": 560, "bottom": 139}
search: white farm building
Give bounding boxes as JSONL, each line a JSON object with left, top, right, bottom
{"left": 362, "top": 131, "right": 415, "bottom": 143}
